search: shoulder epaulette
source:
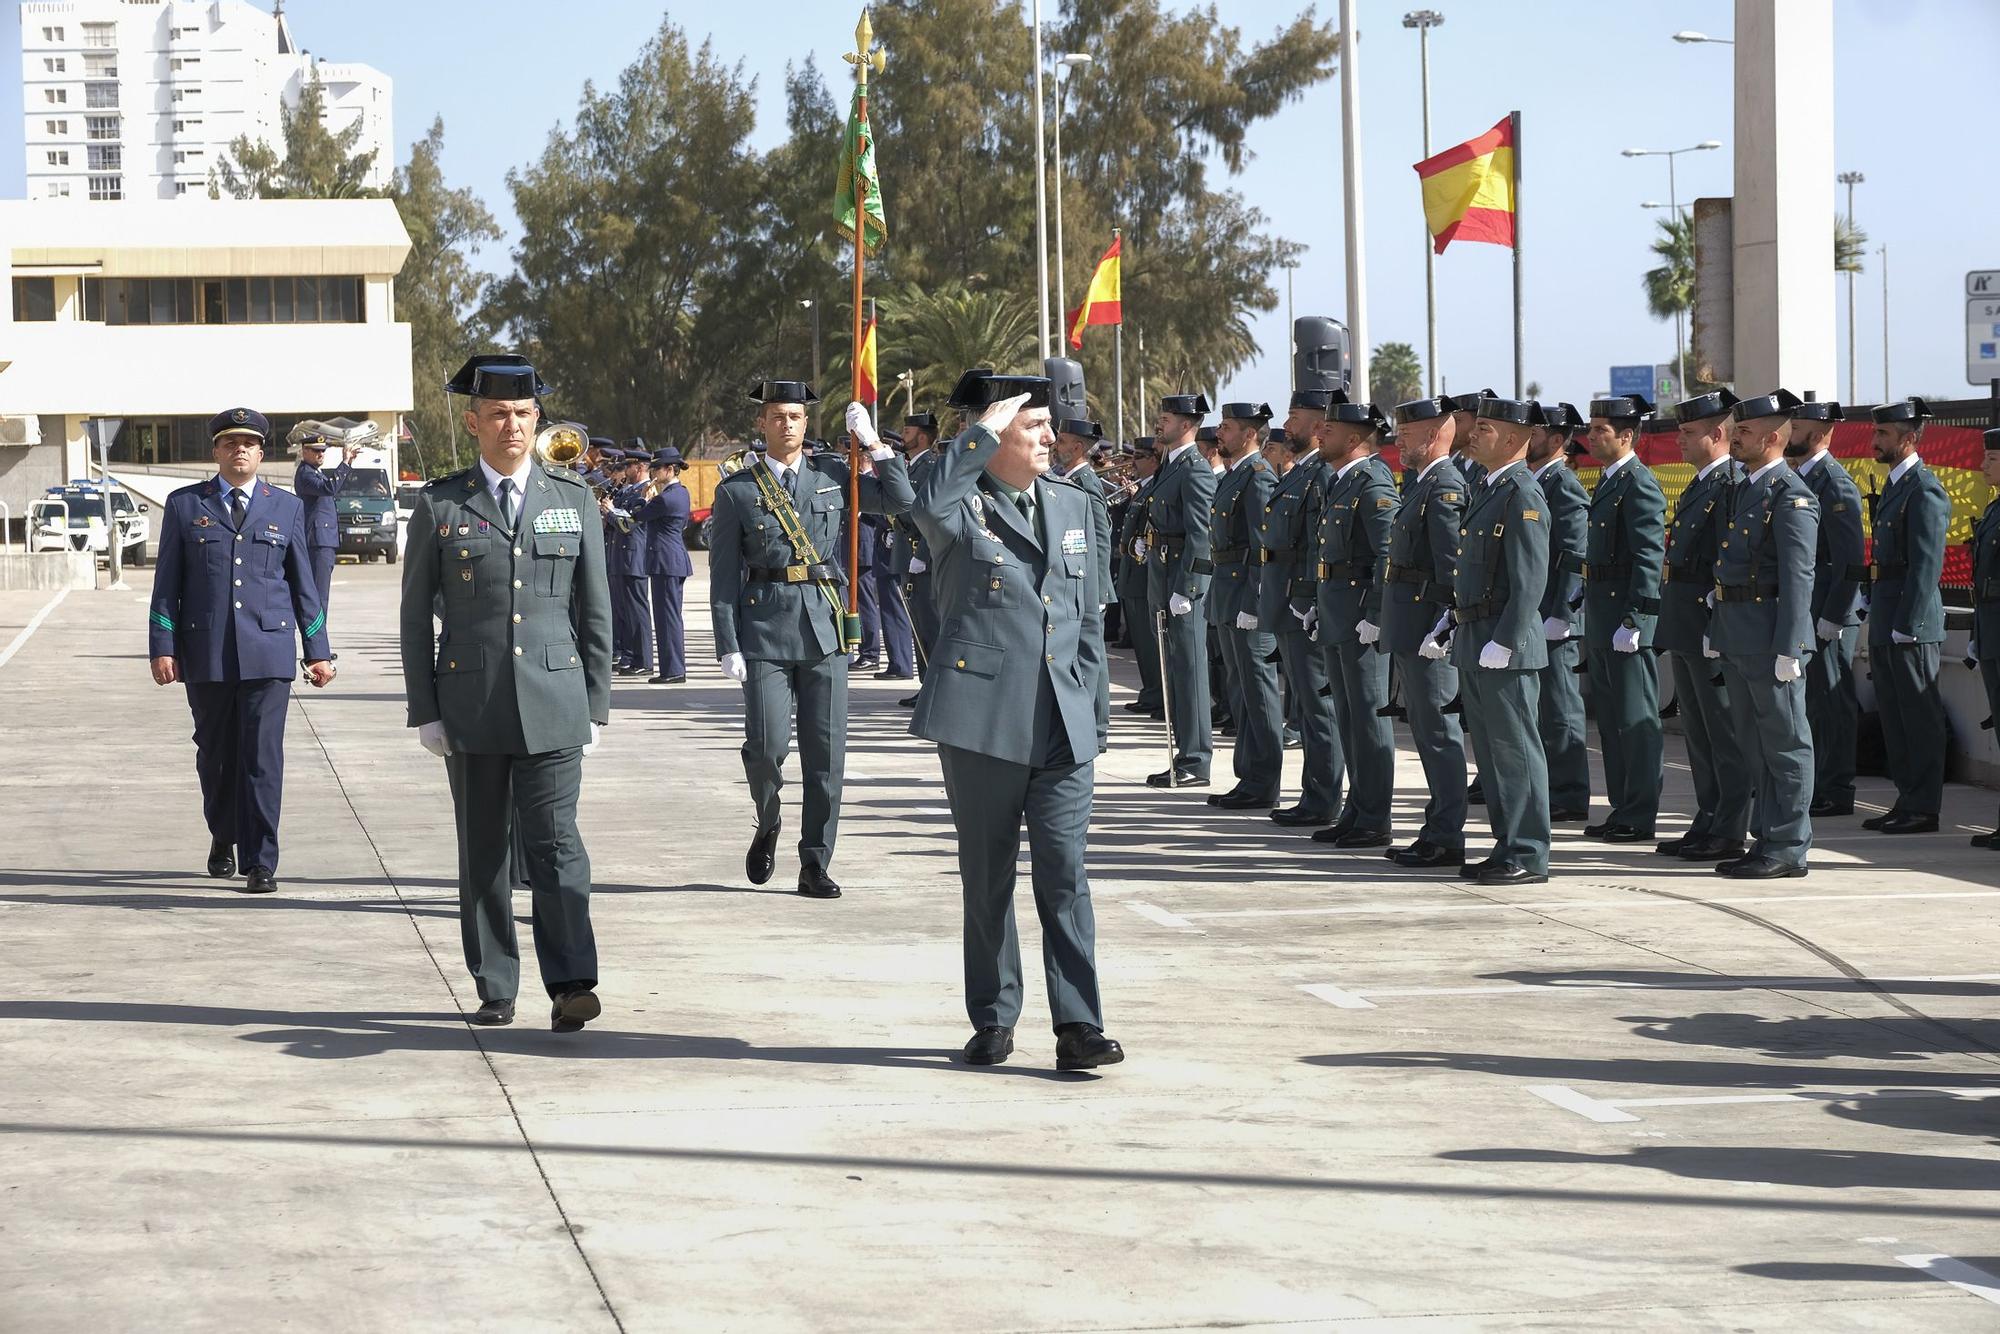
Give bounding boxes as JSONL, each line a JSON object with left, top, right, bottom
{"left": 543, "top": 466, "right": 585, "bottom": 486}
{"left": 1042, "top": 472, "right": 1086, "bottom": 491}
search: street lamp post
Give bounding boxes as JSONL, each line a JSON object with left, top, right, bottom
{"left": 1403, "top": 9, "right": 1443, "bottom": 395}
{"left": 1051, "top": 52, "right": 1092, "bottom": 335}
{"left": 799, "top": 298, "right": 822, "bottom": 435}
{"left": 1671, "top": 30, "right": 1734, "bottom": 45}
{"left": 1623, "top": 139, "right": 1721, "bottom": 400}
{"left": 1838, "top": 169, "right": 1864, "bottom": 403}
{"left": 1031, "top": 0, "right": 1051, "bottom": 357}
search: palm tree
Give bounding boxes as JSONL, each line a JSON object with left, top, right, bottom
{"left": 1835, "top": 214, "right": 1868, "bottom": 273}
{"left": 817, "top": 280, "right": 1039, "bottom": 426}
{"left": 1370, "top": 341, "right": 1424, "bottom": 406}
{"left": 1643, "top": 214, "right": 1695, "bottom": 322}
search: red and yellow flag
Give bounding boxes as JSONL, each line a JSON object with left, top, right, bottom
{"left": 856, "top": 314, "right": 879, "bottom": 406}
{"left": 1067, "top": 234, "right": 1123, "bottom": 349}
{"left": 1414, "top": 115, "right": 1517, "bottom": 253}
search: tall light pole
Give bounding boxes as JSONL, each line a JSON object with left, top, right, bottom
{"left": 1838, "top": 169, "right": 1864, "bottom": 403}
{"left": 1030, "top": 0, "right": 1051, "bottom": 357}
{"left": 1338, "top": 0, "right": 1369, "bottom": 401}
{"left": 1051, "top": 51, "right": 1092, "bottom": 334}
{"left": 1623, "top": 139, "right": 1721, "bottom": 399}
{"left": 1880, "top": 242, "right": 1890, "bottom": 402}
{"left": 1403, "top": 9, "right": 1443, "bottom": 395}
{"left": 1670, "top": 30, "right": 1734, "bottom": 45}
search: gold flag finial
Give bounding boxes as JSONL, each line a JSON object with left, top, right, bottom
{"left": 843, "top": 7, "right": 884, "bottom": 80}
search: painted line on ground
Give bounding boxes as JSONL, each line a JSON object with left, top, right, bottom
{"left": 1122, "top": 901, "right": 1203, "bottom": 933}
{"left": 1298, "top": 973, "right": 2000, "bottom": 1011}
{"left": 1894, "top": 1254, "right": 2000, "bottom": 1307}
{"left": 1180, "top": 888, "right": 2000, "bottom": 923}
{"left": 1527, "top": 1084, "right": 2000, "bottom": 1125}
{"left": 0, "top": 587, "right": 69, "bottom": 673}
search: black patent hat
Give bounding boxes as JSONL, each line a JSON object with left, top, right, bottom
{"left": 1731, "top": 388, "right": 1804, "bottom": 422}
{"left": 749, "top": 379, "right": 821, "bottom": 405}
{"left": 446, "top": 354, "right": 548, "bottom": 400}
{"left": 1675, "top": 388, "right": 1741, "bottom": 424}
{"left": 1590, "top": 394, "right": 1654, "bottom": 423}
{"left": 947, "top": 369, "right": 1053, "bottom": 410}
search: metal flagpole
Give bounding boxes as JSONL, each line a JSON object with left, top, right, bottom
{"left": 843, "top": 9, "right": 881, "bottom": 652}
{"left": 1338, "top": 0, "right": 1370, "bottom": 400}
{"left": 867, "top": 297, "right": 878, "bottom": 431}
{"left": 1031, "top": 0, "right": 1051, "bottom": 358}
{"left": 1112, "top": 226, "right": 1125, "bottom": 445}
{"left": 1510, "top": 109, "right": 1523, "bottom": 398}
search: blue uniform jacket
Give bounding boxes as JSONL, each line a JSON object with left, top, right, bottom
{"left": 609, "top": 483, "right": 651, "bottom": 578}
{"left": 148, "top": 475, "right": 329, "bottom": 681}
{"left": 636, "top": 481, "right": 693, "bottom": 578}
{"left": 293, "top": 460, "right": 350, "bottom": 552}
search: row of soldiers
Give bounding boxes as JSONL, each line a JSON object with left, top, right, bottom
{"left": 579, "top": 440, "right": 694, "bottom": 684}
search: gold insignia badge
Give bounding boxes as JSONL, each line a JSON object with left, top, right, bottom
{"left": 1522, "top": 509, "right": 1542, "bottom": 522}
{"left": 231, "top": 408, "right": 248, "bottom": 424}
{"left": 1792, "top": 497, "right": 1810, "bottom": 508}
{"left": 1442, "top": 491, "right": 1460, "bottom": 502}
{"left": 1376, "top": 497, "right": 1394, "bottom": 508}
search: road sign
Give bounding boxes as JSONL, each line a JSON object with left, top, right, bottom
{"left": 1968, "top": 296, "right": 2000, "bottom": 386}
{"left": 1967, "top": 270, "right": 2000, "bottom": 297}
{"left": 1609, "top": 365, "right": 1653, "bottom": 398}
{"left": 1654, "top": 364, "right": 1682, "bottom": 408}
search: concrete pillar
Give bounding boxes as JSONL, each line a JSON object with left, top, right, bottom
{"left": 1732, "top": 0, "right": 1836, "bottom": 397}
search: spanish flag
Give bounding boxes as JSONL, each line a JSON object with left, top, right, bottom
{"left": 1067, "top": 234, "right": 1123, "bottom": 349}
{"left": 856, "top": 314, "right": 879, "bottom": 406}
{"left": 1414, "top": 114, "right": 1517, "bottom": 253}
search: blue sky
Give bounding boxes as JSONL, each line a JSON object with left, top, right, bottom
{"left": 7, "top": 1, "right": 1996, "bottom": 408}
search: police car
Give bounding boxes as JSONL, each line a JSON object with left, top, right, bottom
{"left": 28, "top": 479, "right": 150, "bottom": 565}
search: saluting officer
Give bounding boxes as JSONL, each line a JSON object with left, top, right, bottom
{"left": 1264, "top": 396, "right": 1342, "bottom": 826}
{"left": 709, "top": 382, "right": 913, "bottom": 897}
{"left": 1206, "top": 403, "right": 1281, "bottom": 809}
{"left": 1655, "top": 389, "right": 1752, "bottom": 862}
{"left": 1053, "top": 416, "right": 1116, "bottom": 739}
{"left": 1117, "top": 440, "right": 1164, "bottom": 717}
{"left": 1433, "top": 397, "right": 1552, "bottom": 885}
{"left": 1710, "top": 389, "right": 1819, "bottom": 878}
{"left": 149, "top": 408, "right": 335, "bottom": 894}
{"left": 1382, "top": 397, "right": 1470, "bottom": 869}
{"left": 1311, "top": 397, "right": 1398, "bottom": 848}
{"left": 399, "top": 356, "right": 613, "bottom": 1031}
{"left": 636, "top": 446, "right": 692, "bottom": 685}
{"left": 290, "top": 423, "right": 352, "bottom": 614}
{"left": 891, "top": 411, "right": 943, "bottom": 706}
{"left": 1581, "top": 394, "right": 1667, "bottom": 842}
{"left": 1969, "top": 430, "right": 2000, "bottom": 849}
{"left": 905, "top": 372, "right": 1121, "bottom": 1072}
{"left": 1144, "top": 394, "right": 1218, "bottom": 787}
{"left": 1526, "top": 402, "right": 1591, "bottom": 821}
{"left": 1786, "top": 400, "right": 1865, "bottom": 817}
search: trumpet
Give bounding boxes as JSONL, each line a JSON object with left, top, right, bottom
{"left": 534, "top": 420, "right": 589, "bottom": 468}
{"left": 1095, "top": 457, "right": 1141, "bottom": 506}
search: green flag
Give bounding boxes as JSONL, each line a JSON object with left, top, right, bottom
{"left": 835, "top": 83, "right": 887, "bottom": 252}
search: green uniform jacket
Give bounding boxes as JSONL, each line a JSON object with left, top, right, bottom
{"left": 1061, "top": 460, "right": 1117, "bottom": 607}
{"left": 887, "top": 450, "right": 937, "bottom": 577}
{"left": 400, "top": 462, "right": 613, "bottom": 754}
{"left": 1868, "top": 460, "right": 1950, "bottom": 646}
{"left": 1583, "top": 457, "right": 1667, "bottom": 649}
{"left": 1450, "top": 462, "right": 1551, "bottom": 671}
{"left": 1655, "top": 458, "right": 1740, "bottom": 654}
{"left": 908, "top": 424, "right": 1108, "bottom": 764}
{"left": 1800, "top": 454, "right": 1865, "bottom": 627}
{"left": 1116, "top": 475, "right": 1158, "bottom": 606}
{"left": 707, "top": 452, "right": 914, "bottom": 661}
{"left": 1316, "top": 455, "right": 1397, "bottom": 644}
{"left": 1381, "top": 457, "right": 1468, "bottom": 655}
{"left": 1257, "top": 457, "right": 1325, "bottom": 628}
{"left": 1208, "top": 452, "right": 1275, "bottom": 626}
{"left": 1533, "top": 458, "right": 1588, "bottom": 630}
{"left": 1710, "top": 462, "right": 1818, "bottom": 658}
{"left": 1144, "top": 445, "right": 1217, "bottom": 605}
{"left": 1973, "top": 498, "right": 2000, "bottom": 657}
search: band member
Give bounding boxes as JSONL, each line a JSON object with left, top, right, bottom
{"left": 1145, "top": 394, "right": 1218, "bottom": 787}
{"left": 907, "top": 371, "right": 1121, "bottom": 1072}
{"left": 708, "top": 383, "right": 913, "bottom": 897}
{"left": 149, "top": 408, "right": 334, "bottom": 894}
{"left": 612, "top": 445, "right": 654, "bottom": 677}
{"left": 636, "top": 446, "right": 692, "bottom": 684}
{"left": 1526, "top": 403, "right": 1590, "bottom": 821}
{"left": 1786, "top": 401, "right": 1866, "bottom": 816}
{"left": 399, "top": 355, "right": 612, "bottom": 1031}
{"left": 290, "top": 424, "right": 353, "bottom": 613}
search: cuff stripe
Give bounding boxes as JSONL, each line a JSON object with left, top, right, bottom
{"left": 304, "top": 613, "right": 325, "bottom": 638}
{"left": 150, "top": 612, "right": 175, "bottom": 631}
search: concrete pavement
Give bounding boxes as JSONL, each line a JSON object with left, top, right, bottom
{"left": 3, "top": 562, "right": 1999, "bottom": 1332}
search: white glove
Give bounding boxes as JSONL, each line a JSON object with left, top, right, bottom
{"left": 1419, "top": 636, "right": 1449, "bottom": 661}
{"left": 908, "top": 556, "right": 927, "bottom": 574}
{"left": 1891, "top": 630, "right": 1915, "bottom": 645}
{"left": 1168, "top": 593, "right": 1193, "bottom": 617}
{"left": 1774, "top": 655, "right": 1803, "bottom": 682}
{"left": 1357, "top": 619, "right": 1381, "bottom": 645}
{"left": 1705, "top": 589, "right": 1717, "bottom": 609}
{"left": 1428, "top": 612, "right": 1453, "bottom": 642}
{"left": 1291, "top": 603, "right": 1318, "bottom": 634}
{"left": 844, "top": 401, "right": 882, "bottom": 455}
{"left": 1234, "top": 610, "right": 1258, "bottom": 631}
{"left": 417, "top": 720, "right": 452, "bottom": 758}
{"left": 1542, "top": 616, "right": 1569, "bottom": 642}
{"left": 720, "top": 651, "right": 749, "bottom": 683}
{"left": 1131, "top": 539, "right": 1149, "bottom": 563}
{"left": 582, "top": 722, "right": 602, "bottom": 757}
{"left": 1815, "top": 618, "right": 1842, "bottom": 642}
{"left": 1702, "top": 635, "right": 1720, "bottom": 661}
{"left": 1478, "top": 640, "right": 1513, "bottom": 670}
{"left": 1612, "top": 625, "right": 1642, "bottom": 654}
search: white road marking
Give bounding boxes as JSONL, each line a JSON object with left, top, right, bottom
{"left": 1894, "top": 1254, "right": 2000, "bottom": 1307}
{"left": 1530, "top": 1085, "right": 2000, "bottom": 1124}
{"left": 1179, "top": 888, "right": 2000, "bottom": 922}
{"left": 1298, "top": 983, "right": 1376, "bottom": 1010}
{"left": 1524, "top": 1085, "right": 1639, "bottom": 1123}
{"left": 1299, "top": 973, "right": 2000, "bottom": 1007}
{"left": 1122, "top": 901, "right": 1202, "bottom": 932}
{"left": 0, "top": 587, "right": 69, "bottom": 672}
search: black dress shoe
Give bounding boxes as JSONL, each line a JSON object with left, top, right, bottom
{"left": 899, "top": 694, "right": 920, "bottom": 708}
{"left": 616, "top": 664, "right": 650, "bottom": 677}
{"left": 962, "top": 1026, "right": 1014, "bottom": 1066}
{"left": 874, "top": 669, "right": 915, "bottom": 681}
{"left": 1971, "top": 829, "right": 2000, "bottom": 849}
{"left": 850, "top": 658, "right": 880, "bottom": 672}
{"left": 206, "top": 836, "right": 235, "bottom": 880}
{"left": 647, "top": 674, "right": 686, "bottom": 685}
{"left": 1861, "top": 811, "right": 1898, "bottom": 831}
{"left": 1392, "top": 839, "right": 1463, "bottom": 869}
{"left": 747, "top": 823, "right": 781, "bottom": 885}
{"left": 1310, "top": 812, "right": 1359, "bottom": 844}
{"left": 1333, "top": 828, "right": 1392, "bottom": 850}
{"left": 1599, "top": 825, "right": 1654, "bottom": 843}
{"left": 1283, "top": 728, "right": 1303, "bottom": 747}
{"left": 1270, "top": 805, "right": 1333, "bottom": 827}
{"left": 1477, "top": 861, "right": 1547, "bottom": 886}
{"left": 471, "top": 999, "right": 515, "bottom": 1026}
{"left": 1054, "top": 1023, "right": 1125, "bottom": 1071}
{"left": 1458, "top": 856, "right": 1495, "bottom": 880}
{"left": 1122, "top": 701, "right": 1155, "bottom": 714}
{"left": 1215, "top": 790, "right": 1278, "bottom": 810}
{"left": 1677, "top": 837, "right": 1747, "bottom": 862}
{"left": 1809, "top": 798, "right": 1855, "bottom": 817}
{"left": 797, "top": 866, "right": 842, "bottom": 898}
{"left": 1550, "top": 808, "right": 1589, "bottom": 823}
{"left": 1655, "top": 836, "right": 1690, "bottom": 856}
{"left": 551, "top": 987, "right": 601, "bottom": 1033}
{"left": 1717, "top": 854, "right": 1807, "bottom": 879}
{"left": 1878, "top": 812, "right": 1939, "bottom": 835}
{"left": 1145, "top": 768, "right": 1207, "bottom": 789}
{"left": 241, "top": 867, "right": 277, "bottom": 894}
{"left": 1465, "top": 777, "right": 1484, "bottom": 804}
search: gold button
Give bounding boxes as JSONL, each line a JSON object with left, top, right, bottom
{"left": 235, "top": 533, "right": 244, "bottom": 541}
{"left": 448, "top": 660, "right": 456, "bottom": 669}
{"left": 991, "top": 578, "right": 1001, "bottom": 589}
{"left": 1046, "top": 653, "right": 1054, "bottom": 662}
{"left": 512, "top": 613, "right": 522, "bottom": 624}
{"left": 513, "top": 579, "right": 523, "bottom": 589}
{"left": 514, "top": 547, "right": 523, "bottom": 556}
{"left": 1045, "top": 624, "right": 1052, "bottom": 634}
{"left": 570, "top": 655, "right": 577, "bottom": 664}
{"left": 1043, "top": 595, "right": 1051, "bottom": 603}
{"left": 233, "top": 578, "right": 242, "bottom": 586}
{"left": 513, "top": 646, "right": 523, "bottom": 656}
{"left": 956, "top": 658, "right": 967, "bottom": 668}
{"left": 460, "top": 548, "right": 469, "bottom": 557}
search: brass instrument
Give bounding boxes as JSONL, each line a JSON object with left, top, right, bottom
{"left": 534, "top": 420, "right": 588, "bottom": 468}
{"left": 287, "top": 416, "right": 379, "bottom": 458}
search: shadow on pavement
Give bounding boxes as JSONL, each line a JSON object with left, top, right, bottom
{"left": 1302, "top": 1050, "right": 2000, "bottom": 1091}
{"left": 1480, "top": 968, "right": 2000, "bottom": 1000}
{"left": 1439, "top": 1144, "right": 2000, "bottom": 1191}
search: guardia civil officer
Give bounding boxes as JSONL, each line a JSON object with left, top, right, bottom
{"left": 1381, "top": 398, "right": 1469, "bottom": 869}
{"left": 1786, "top": 401, "right": 1866, "bottom": 816}
{"left": 1117, "top": 440, "right": 1164, "bottom": 716}
{"left": 1206, "top": 403, "right": 1281, "bottom": 809}
{"left": 289, "top": 423, "right": 352, "bottom": 613}
{"left": 1310, "top": 397, "right": 1398, "bottom": 847}
{"left": 1265, "top": 392, "right": 1343, "bottom": 825}
{"left": 635, "top": 446, "right": 692, "bottom": 684}
{"left": 904, "top": 372, "right": 1121, "bottom": 1072}
{"left": 1444, "top": 388, "right": 1495, "bottom": 804}
{"left": 1053, "top": 416, "right": 1115, "bottom": 739}
{"left": 149, "top": 408, "right": 335, "bottom": 894}
{"left": 1581, "top": 394, "right": 1667, "bottom": 841}
{"left": 1969, "top": 430, "right": 2000, "bottom": 848}
{"left": 708, "top": 383, "right": 913, "bottom": 897}
{"left": 1655, "top": 390, "right": 1752, "bottom": 862}
{"left": 891, "top": 411, "right": 943, "bottom": 705}
{"left": 1526, "top": 403, "right": 1591, "bottom": 820}
{"left": 1430, "top": 397, "right": 1552, "bottom": 885}
{"left": 1864, "top": 398, "right": 1951, "bottom": 835}
{"left": 1145, "top": 394, "right": 1218, "bottom": 787}
{"left": 399, "top": 356, "right": 613, "bottom": 1031}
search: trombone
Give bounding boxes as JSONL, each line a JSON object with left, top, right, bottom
{"left": 539, "top": 421, "right": 632, "bottom": 532}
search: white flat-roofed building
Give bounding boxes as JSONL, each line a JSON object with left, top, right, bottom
{"left": 19, "top": 0, "right": 393, "bottom": 203}
{"left": 0, "top": 197, "right": 413, "bottom": 510}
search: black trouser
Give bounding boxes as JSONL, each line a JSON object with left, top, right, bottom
{"left": 185, "top": 677, "right": 291, "bottom": 872}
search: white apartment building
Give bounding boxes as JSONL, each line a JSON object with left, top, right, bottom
{"left": 19, "top": 0, "right": 393, "bottom": 203}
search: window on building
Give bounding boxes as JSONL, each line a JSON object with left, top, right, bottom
{"left": 86, "top": 116, "right": 117, "bottom": 141}
{"left": 45, "top": 119, "right": 69, "bottom": 136}
{"left": 12, "top": 278, "right": 58, "bottom": 321}
{"left": 44, "top": 89, "right": 68, "bottom": 105}
{"left": 174, "top": 182, "right": 189, "bottom": 196}
{"left": 46, "top": 182, "right": 72, "bottom": 199}
{"left": 87, "top": 145, "right": 120, "bottom": 171}
{"left": 77, "top": 277, "right": 369, "bottom": 326}
{"left": 170, "top": 87, "right": 201, "bottom": 103}
{"left": 46, "top": 151, "right": 69, "bottom": 167}
{"left": 87, "top": 176, "right": 122, "bottom": 201}
{"left": 45, "top": 57, "right": 66, "bottom": 73}
{"left": 41, "top": 26, "right": 66, "bottom": 42}
{"left": 84, "top": 83, "right": 117, "bottom": 109}
{"left": 83, "top": 53, "right": 115, "bottom": 77}
{"left": 81, "top": 23, "right": 115, "bottom": 49}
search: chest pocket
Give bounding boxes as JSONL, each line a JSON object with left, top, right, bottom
{"left": 252, "top": 528, "right": 290, "bottom": 574}
{"left": 974, "top": 565, "right": 1016, "bottom": 608}
{"left": 186, "top": 528, "right": 225, "bottom": 571}
{"left": 1590, "top": 493, "right": 1626, "bottom": 560}
{"left": 534, "top": 532, "right": 578, "bottom": 597}
{"left": 441, "top": 536, "right": 495, "bottom": 599}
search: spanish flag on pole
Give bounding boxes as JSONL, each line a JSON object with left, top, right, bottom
{"left": 856, "top": 313, "right": 879, "bottom": 406}
{"left": 1414, "top": 114, "right": 1517, "bottom": 253}
{"left": 1067, "top": 234, "right": 1123, "bottom": 349}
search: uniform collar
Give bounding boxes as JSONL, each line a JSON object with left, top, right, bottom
{"left": 1797, "top": 449, "right": 1829, "bottom": 475}
{"left": 1601, "top": 451, "right": 1636, "bottom": 479}
{"left": 478, "top": 454, "right": 534, "bottom": 496}
{"left": 1483, "top": 459, "right": 1522, "bottom": 485}
{"left": 1228, "top": 448, "right": 1262, "bottom": 472}
{"left": 1534, "top": 457, "right": 1566, "bottom": 481}
{"left": 1695, "top": 454, "right": 1732, "bottom": 481}
{"left": 1747, "top": 457, "right": 1785, "bottom": 485}
{"left": 1889, "top": 453, "right": 1922, "bottom": 485}
{"left": 1416, "top": 454, "right": 1450, "bottom": 482}
{"left": 1335, "top": 453, "right": 1367, "bottom": 480}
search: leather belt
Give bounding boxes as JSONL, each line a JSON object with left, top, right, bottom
{"left": 1212, "top": 545, "right": 1250, "bottom": 564}
{"left": 1662, "top": 566, "right": 1707, "bottom": 585}
{"left": 1583, "top": 561, "right": 1631, "bottom": 580}
{"left": 1383, "top": 564, "right": 1430, "bottom": 585}
{"left": 1450, "top": 598, "right": 1506, "bottom": 624}
{"left": 1713, "top": 583, "right": 1778, "bottom": 603}
{"left": 1259, "top": 546, "right": 1306, "bottom": 564}
{"left": 747, "top": 563, "right": 840, "bottom": 584}
{"left": 1872, "top": 562, "right": 1907, "bottom": 579}
{"left": 1318, "top": 560, "right": 1374, "bottom": 582}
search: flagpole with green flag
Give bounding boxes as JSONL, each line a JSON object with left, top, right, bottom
{"left": 837, "top": 7, "right": 886, "bottom": 650}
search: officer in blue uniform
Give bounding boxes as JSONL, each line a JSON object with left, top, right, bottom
{"left": 612, "top": 443, "right": 654, "bottom": 677}
{"left": 1144, "top": 393, "right": 1218, "bottom": 787}
{"left": 594, "top": 444, "right": 628, "bottom": 664}
{"left": 290, "top": 423, "right": 352, "bottom": 613}
{"left": 1526, "top": 402, "right": 1591, "bottom": 821}
{"left": 1968, "top": 430, "right": 2000, "bottom": 848}
{"left": 1786, "top": 401, "right": 1866, "bottom": 816}
{"left": 1266, "top": 392, "right": 1343, "bottom": 827}
{"left": 636, "top": 445, "right": 693, "bottom": 684}
{"left": 1865, "top": 398, "right": 1952, "bottom": 834}
{"left": 149, "top": 408, "right": 334, "bottom": 893}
